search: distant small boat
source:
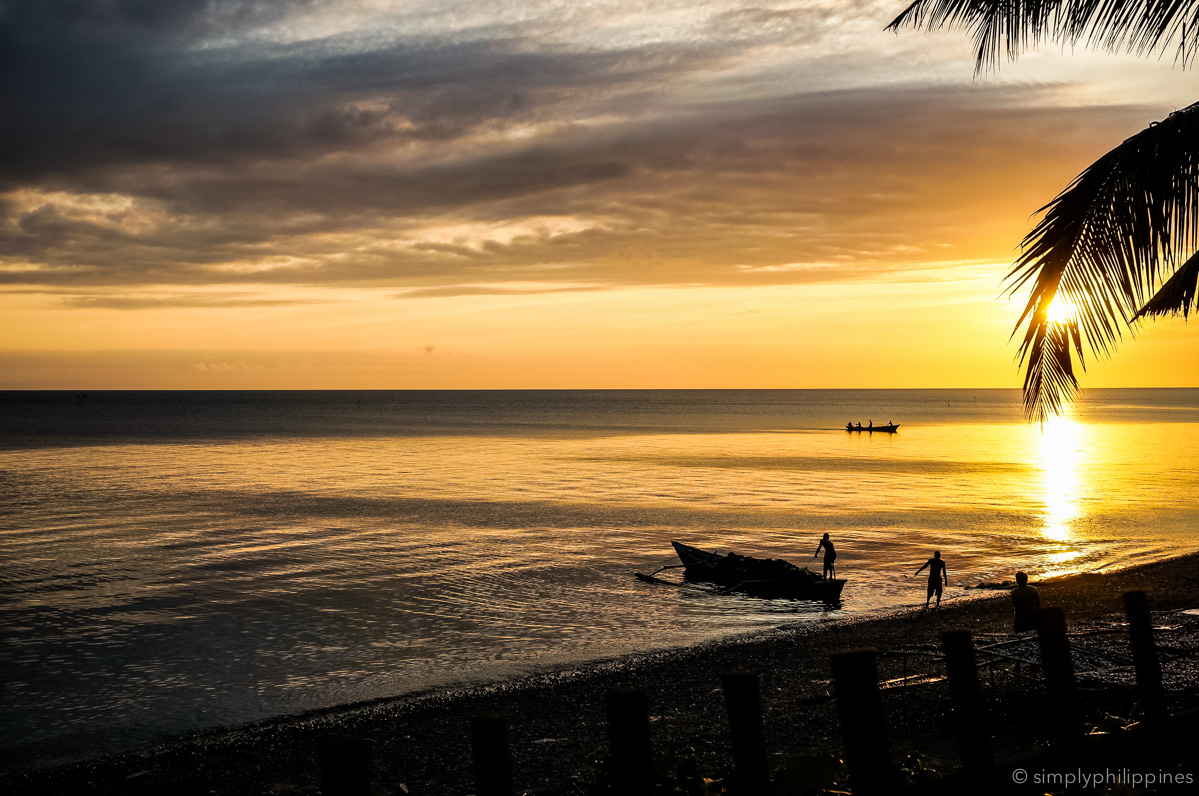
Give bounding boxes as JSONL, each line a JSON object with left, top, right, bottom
{"left": 665, "top": 541, "right": 846, "bottom": 602}
{"left": 846, "top": 422, "right": 899, "bottom": 433}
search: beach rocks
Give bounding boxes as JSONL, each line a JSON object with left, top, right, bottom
{"left": 4, "top": 553, "right": 1199, "bottom": 795}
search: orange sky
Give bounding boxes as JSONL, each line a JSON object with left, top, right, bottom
{"left": 1, "top": 1, "right": 1196, "bottom": 390}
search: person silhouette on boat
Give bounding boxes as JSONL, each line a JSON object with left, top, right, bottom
{"left": 855, "top": 422, "right": 862, "bottom": 429}
{"left": 915, "top": 551, "right": 947, "bottom": 608}
{"left": 1011, "top": 571, "right": 1040, "bottom": 631}
{"left": 868, "top": 420, "right": 873, "bottom": 429}
{"left": 812, "top": 533, "right": 836, "bottom": 579}
{"left": 846, "top": 421, "right": 853, "bottom": 431}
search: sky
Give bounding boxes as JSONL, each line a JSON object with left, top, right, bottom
{"left": 2, "top": 0, "right": 1197, "bottom": 390}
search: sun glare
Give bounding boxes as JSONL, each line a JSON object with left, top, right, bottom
{"left": 1046, "top": 296, "right": 1079, "bottom": 325}
{"left": 1038, "top": 414, "right": 1083, "bottom": 543}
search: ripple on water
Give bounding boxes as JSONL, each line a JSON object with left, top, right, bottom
{"left": 2, "top": 391, "right": 1199, "bottom": 765}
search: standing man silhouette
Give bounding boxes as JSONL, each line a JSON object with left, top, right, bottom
{"left": 813, "top": 533, "right": 836, "bottom": 580}
{"left": 915, "top": 551, "right": 947, "bottom": 608}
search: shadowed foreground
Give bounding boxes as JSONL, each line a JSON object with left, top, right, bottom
{"left": 4, "top": 553, "right": 1199, "bottom": 795}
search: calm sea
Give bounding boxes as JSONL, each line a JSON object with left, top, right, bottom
{"left": 2, "top": 389, "right": 1197, "bottom": 767}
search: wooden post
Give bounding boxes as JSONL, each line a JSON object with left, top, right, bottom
{"left": 941, "top": 630, "right": 993, "bottom": 778}
{"left": 1123, "top": 590, "right": 1167, "bottom": 721}
{"left": 1035, "top": 607, "right": 1079, "bottom": 747}
{"left": 607, "top": 687, "right": 654, "bottom": 795}
{"left": 172, "top": 777, "right": 211, "bottom": 796}
{"left": 319, "top": 739, "right": 370, "bottom": 796}
{"left": 722, "top": 671, "right": 770, "bottom": 794}
{"left": 830, "top": 649, "right": 891, "bottom": 796}
{"left": 471, "top": 713, "right": 513, "bottom": 796}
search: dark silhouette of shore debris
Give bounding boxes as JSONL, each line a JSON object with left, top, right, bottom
{"left": 916, "top": 551, "right": 948, "bottom": 608}
{"left": 813, "top": 533, "right": 837, "bottom": 579}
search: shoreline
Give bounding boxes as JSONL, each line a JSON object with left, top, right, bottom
{"left": 5, "top": 551, "right": 1199, "bottom": 795}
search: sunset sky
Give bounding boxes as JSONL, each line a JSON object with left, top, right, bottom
{"left": 2, "top": 0, "right": 1196, "bottom": 390}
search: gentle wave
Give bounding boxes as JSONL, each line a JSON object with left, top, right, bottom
{"left": 1, "top": 389, "right": 1198, "bottom": 767}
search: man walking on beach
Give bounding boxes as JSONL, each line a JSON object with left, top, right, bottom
{"left": 915, "top": 551, "right": 947, "bottom": 608}
{"left": 1011, "top": 571, "right": 1040, "bottom": 631}
{"left": 813, "top": 533, "right": 836, "bottom": 579}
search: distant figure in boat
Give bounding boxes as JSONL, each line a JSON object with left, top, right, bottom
{"left": 847, "top": 421, "right": 899, "bottom": 433}
{"left": 1010, "top": 571, "right": 1040, "bottom": 631}
{"left": 813, "top": 533, "right": 837, "bottom": 579}
{"left": 915, "top": 551, "right": 948, "bottom": 608}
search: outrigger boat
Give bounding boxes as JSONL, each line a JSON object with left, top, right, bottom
{"left": 635, "top": 541, "right": 846, "bottom": 602}
{"left": 846, "top": 422, "right": 899, "bottom": 433}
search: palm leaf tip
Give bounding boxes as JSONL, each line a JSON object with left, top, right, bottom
{"left": 1132, "top": 251, "right": 1199, "bottom": 321}
{"left": 1021, "top": 319, "right": 1081, "bottom": 424}
{"left": 884, "top": 0, "right": 925, "bottom": 32}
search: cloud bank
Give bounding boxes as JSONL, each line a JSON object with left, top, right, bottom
{"left": 0, "top": 0, "right": 1176, "bottom": 305}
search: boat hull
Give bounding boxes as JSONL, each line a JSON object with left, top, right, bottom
{"left": 671, "top": 541, "right": 846, "bottom": 602}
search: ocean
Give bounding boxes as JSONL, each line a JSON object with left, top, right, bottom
{"left": 2, "top": 388, "right": 1197, "bottom": 767}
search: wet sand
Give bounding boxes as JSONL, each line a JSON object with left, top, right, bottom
{"left": 4, "top": 552, "right": 1199, "bottom": 795}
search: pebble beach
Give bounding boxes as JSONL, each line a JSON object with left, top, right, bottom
{"left": 4, "top": 551, "right": 1199, "bottom": 795}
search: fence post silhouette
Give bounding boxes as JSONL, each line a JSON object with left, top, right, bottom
{"left": 319, "top": 739, "right": 370, "bottom": 796}
{"left": 830, "top": 648, "right": 891, "bottom": 796}
{"left": 471, "top": 713, "right": 513, "bottom": 796}
{"left": 1123, "top": 590, "right": 1167, "bottom": 722}
{"left": 606, "top": 686, "right": 654, "bottom": 795}
{"left": 1035, "top": 607, "right": 1079, "bottom": 748}
{"left": 173, "top": 776, "right": 212, "bottom": 796}
{"left": 941, "top": 630, "right": 993, "bottom": 778}
{"left": 721, "top": 671, "right": 770, "bottom": 794}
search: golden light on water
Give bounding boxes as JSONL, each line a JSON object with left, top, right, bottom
{"left": 1037, "top": 414, "right": 1085, "bottom": 542}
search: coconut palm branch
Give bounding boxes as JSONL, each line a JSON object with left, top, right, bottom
{"left": 888, "top": 0, "right": 1199, "bottom": 420}
{"left": 887, "top": 0, "right": 1199, "bottom": 74}
{"left": 1006, "top": 101, "right": 1199, "bottom": 421}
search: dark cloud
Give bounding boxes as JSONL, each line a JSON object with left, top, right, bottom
{"left": 1, "top": 0, "right": 307, "bottom": 36}
{"left": 1, "top": 2, "right": 328, "bottom": 177}
{"left": 0, "top": 81, "right": 1155, "bottom": 292}
{"left": 0, "top": 0, "right": 732, "bottom": 185}
{"left": 0, "top": 0, "right": 1171, "bottom": 300}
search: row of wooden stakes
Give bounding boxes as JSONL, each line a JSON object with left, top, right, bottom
{"left": 316, "top": 590, "right": 1191, "bottom": 795}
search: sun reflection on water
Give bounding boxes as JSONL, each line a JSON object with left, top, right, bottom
{"left": 1037, "top": 415, "right": 1085, "bottom": 543}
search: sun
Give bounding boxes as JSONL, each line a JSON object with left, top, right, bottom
{"left": 1046, "top": 295, "right": 1079, "bottom": 325}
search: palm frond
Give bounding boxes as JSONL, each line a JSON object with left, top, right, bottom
{"left": 1132, "top": 248, "right": 1199, "bottom": 319}
{"left": 1008, "top": 101, "right": 1199, "bottom": 420}
{"left": 886, "top": 0, "right": 1199, "bottom": 72}
{"left": 1022, "top": 319, "right": 1080, "bottom": 423}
